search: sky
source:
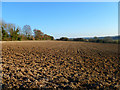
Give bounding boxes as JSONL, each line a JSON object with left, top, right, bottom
{"left": 2, "top": 2, "right": 118, "bottom": 39}
{"left": 2, "top": 0, "right": 119, "bottom": 2}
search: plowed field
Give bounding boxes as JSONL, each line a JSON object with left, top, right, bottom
{"left": 2, "top": 41, "right": 120, "bottom": 89}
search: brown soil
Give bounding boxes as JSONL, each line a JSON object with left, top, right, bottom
{"left": 2, "top": 41, "right": 120, "bottom": 89}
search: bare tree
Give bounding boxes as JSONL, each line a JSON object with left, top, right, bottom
{"left": 22, "top": 25, "right": 32, "bottom": 37}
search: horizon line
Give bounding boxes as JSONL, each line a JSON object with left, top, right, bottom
{"left": 55, "top": 34, "right": 119, "bottom": 39}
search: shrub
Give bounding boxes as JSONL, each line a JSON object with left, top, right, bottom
{"left": 60, "top": 37, "right": 69, "bottom": 41}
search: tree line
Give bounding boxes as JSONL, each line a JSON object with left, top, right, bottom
{"left": 0, "top": 22, "right": 54, "bottom": 41}
{"left": 0, "top": 21, "right": 119, "bottom": 44}
{"left": 57, "top": 36, "right": 119, "bottom": 44}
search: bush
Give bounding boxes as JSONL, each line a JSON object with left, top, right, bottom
{"left": 59, "top": 37, "right": 69, "bottom": 41}
{"left": 73, "top": 38, "right": 84, "bottom": 41}
{"left": 18, "top": 37, "right": 22, "bottom": 41}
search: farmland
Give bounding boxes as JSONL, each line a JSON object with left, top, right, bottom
{"left": 1, "top": 41, "right": 120, "bottom": 89}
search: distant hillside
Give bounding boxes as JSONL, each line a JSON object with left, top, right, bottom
{"left": 96, "top": 36, "right": 119, "bottom": 40}
{"left": 83, "top": 35, "right": 120, "bottom": 40}
{"left": 57, "top": 35, "right": 119, "bottom": 44}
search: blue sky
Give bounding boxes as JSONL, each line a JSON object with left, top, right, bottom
{"left": 2, "top": 2, "right": 118, "bottom": 39}
{"left": 2, "top": 0, "right": 119, "bottom": 2}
